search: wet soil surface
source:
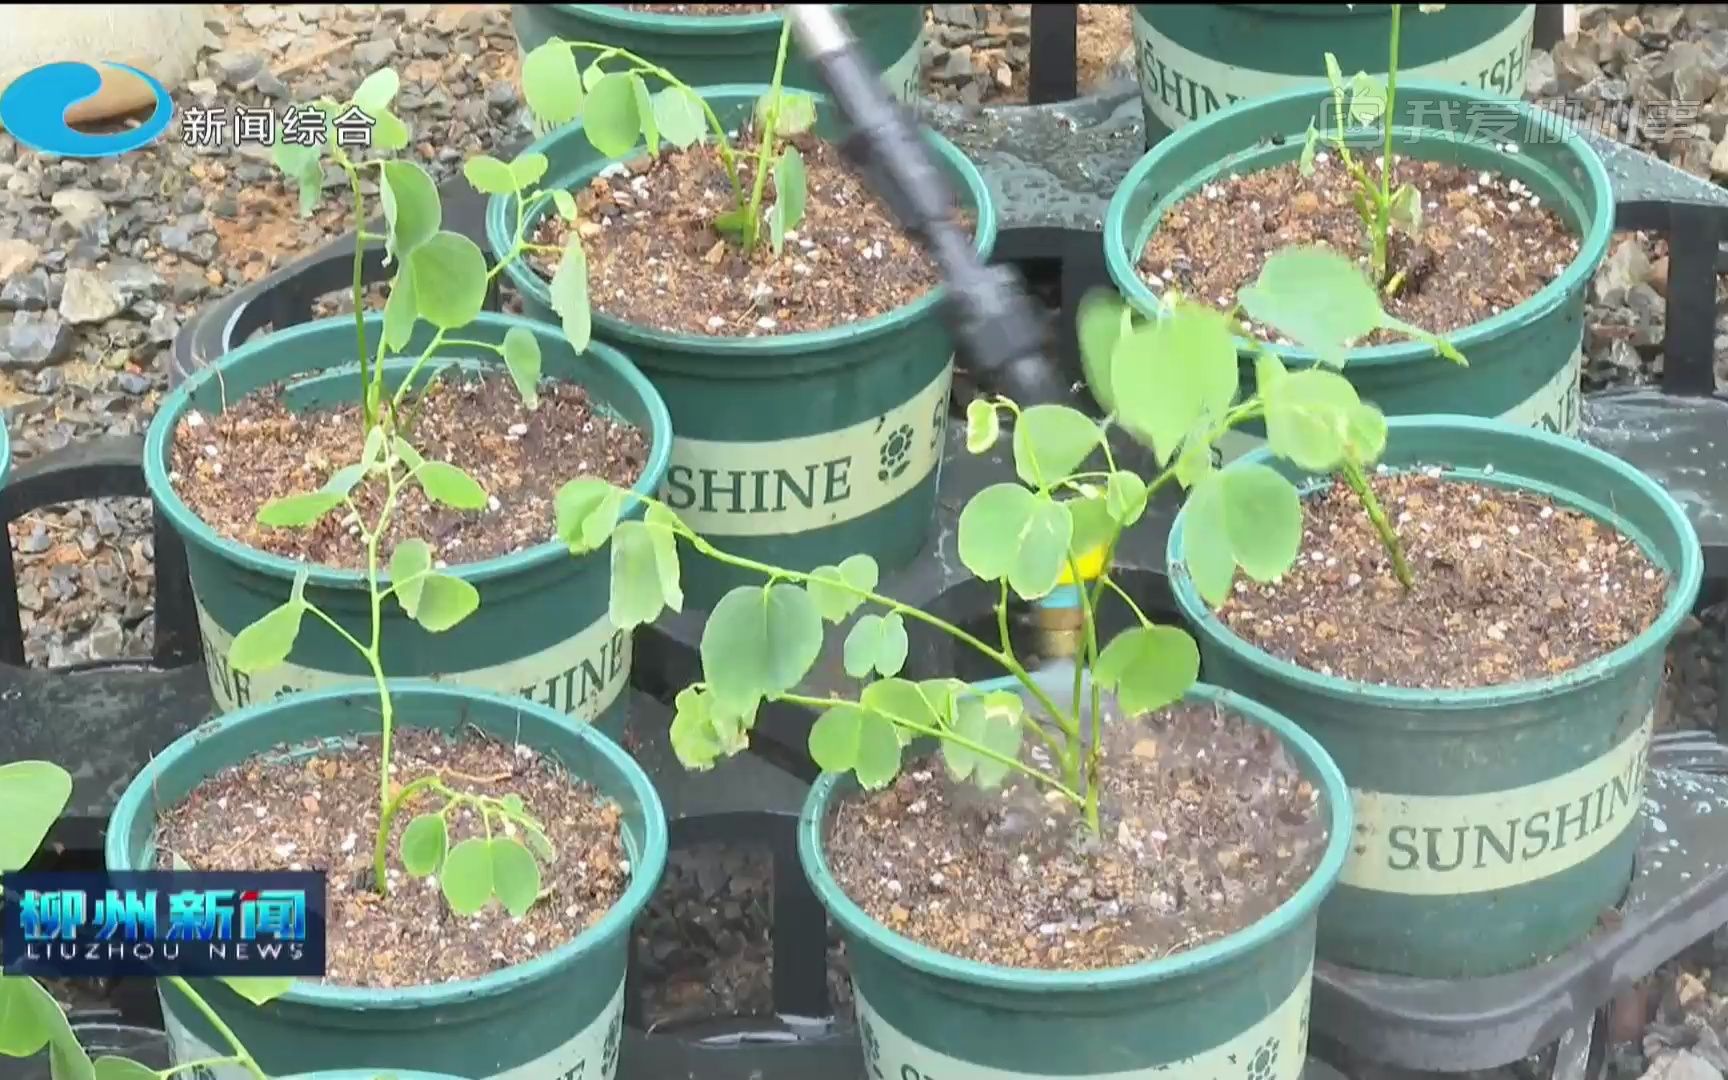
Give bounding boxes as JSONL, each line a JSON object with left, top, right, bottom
{"left": 823, "top": 699, "right": 1329, "bottom": 971}
{"left": 153, "top": 727, "right": 631, "bottom": 988}
{"left": 1139, "top": 156, "right": 1581, "bottom": 345}
{"left": 528, "top": 132, "right": 965, "bottom": 337}
{"left": 168, "top": 372, "right": 649, "bottom": 571}
{"left": 1219, "top": 470, "right": 1671, "bottom": 689}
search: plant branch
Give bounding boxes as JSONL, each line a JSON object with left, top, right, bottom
{"left": 741, "top": 18, "right": 793, "bottom": 256}
{"left": 164, "top": 978, "right": 267, "bottom": 1080}
{"left": 563, "top": 42, "right": 740, "bottom": 188}
{"left": 1339, "top": 457, "right": 1413, "bottom": 588}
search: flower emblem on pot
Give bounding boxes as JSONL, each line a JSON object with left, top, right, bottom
{"left": 879, "top": 422, "right": 915, "bottom": 483}
{"left": 1246, "top": 1036, "right": 1281, "bottom": 1080}
{"left": 602, "top": 1006, "right": 623, "bottom": 1076}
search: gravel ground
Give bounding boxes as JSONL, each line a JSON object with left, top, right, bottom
{"left": 4, "top": 3, "right": 1728, "bottom": 1069}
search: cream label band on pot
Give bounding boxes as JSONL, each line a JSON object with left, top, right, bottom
{"left": 852, "top": 966, "right": 1311, "bottom": 1080}
{"left": 1342, "top": 709, "right": 1653, "bottom": 896}
{"left": 161, "top": 977, "right": 627, "bottom": 1079}
{"left": 195, "top": 597, "right": 631, "bottom": 723}
{"left": 1132, "top": 7, "right": 1536, "bottom": 131}
{"left": 659, "top": 363, "right": 953, "bottom": 537}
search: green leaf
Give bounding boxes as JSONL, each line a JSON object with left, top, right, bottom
{"left": 408, "top": 574, "right": 480, "bottom": 633}
{"left": 521, "top": 40, "right": 585, "bottom": 129}
{"left": 805, "top": 554, "right": 877, "bottom": 623}
{"left": 1264, "top": 368, "right": 1361, "bottom": 471}
{"left": 0, "top": 976, "right": 62, "bottom": 1056}
{"left": 860, "top": 677, "right": 944, "bottom": 735}
{"left": 228, "top": 600, "right": 305, "bottom": 675}
{"left": 511, "top": 152, "right": 549, "bottom": 190}
{"left": 943, "top": 692, "right": 1024, "bottom": 788}
{"left": 1345, "top": 402, "right": 1389, "bottom": 462}
{"left": 406, "top": 232, "right": 488, "bottom": 330}
{"left": 1348, "top": 71, "right": 1385, "bottom": 125}
{"left": 555, "top": 478, "right": 624, "bottom": 554}
{"left": 769, "top": 146, "right": 807, "bottom": 256}
{"left": 1324, "top": 52, "right": 1345, "bottom": 92}
{"left": 1240, "top": 247, "right": 1384, "bottom": 369}
{"left": 1094, "top": 625, "right": 1200, "bottom": 715}
{"left": 440, "top": 837, "right": 493, "bottom": 915}
{"left": 383, "top": 264, "right": 417, "bottom": 350}
{"left": 646, "top": 504, "right": 685, "bottom": 612}
{"left": 389, "top": 538, "right": 433, "bottom": 617}
{"left": 380, "top": 161, "right": 441, "bottom": 263}
{"left": 582, "top": 62, "right": 607, "bottom": 91}
{"left": 1182, "top": 472, "right": 1237, "bottom": 607}
{"left": 394, "top": 437, "right": 424, "bottom": 471}
{"left": 0, "top": 762, "right": 72, "bottom": 873}
{"left": 550, "top": 241, "right": 591, "bottom": 352}
{"left": 502, "top": 326, "right": 542, "bottom": 410}
{"left": 842, "top": 613, "right": 908, "bottom": 679}
{"left": 701, "top": 583, "right": 824, "bottom": 712}
{"left": 1111, "top": 303, "right": 1239, "bottom": 465}
{"left": 257, "top": 490, "right": 344, "bottom": 528}
{"left": 1254, "top": 348, "right": 1288, "bottom": 399}
{"left": 217, "top": 975, "right": 294, "bottom": 1005}
{"left": 609, "top": 520, "right": 675, "bottom": 628}
{"left": 808, "top": 704, "right": 901, "bottom": 788}
{"left": 463, "top": 155, "right": 516, "bottom": 195}
{"left": 352, "top": 68, "right": 400, "bottom": 113}
{"left": 490, "top": 838, "right": 542, "bottom": 918}
{"left": 521, "top": 823, "right": 557, "bottom": 864}
{"left": 1105, "top": 470, "right": 1148, "bottom": 527}
{"left": 712, "top": 206, "right": 751, "bottom": 241}
{"left": 1299, "top": 120, "right": 1320, "bottom": 177}
{"left": 965, "top": 398, "right": 1000, "bottom": 453}
{"left": 630, "top": 75, "right": 659, "bottom": 156}
{"left": 956, "top": 483, "right": 1073, "bottom": 600}
{"left": 93, "top": 1057, "right": 157, "bottom": 1080}
{"left": 1077, "top": 289, "right": 1130, "bottom": 415}
{"left": 652, "top": 86, "right": 707, "bottom": 148}
{"left": 1389, "top": 182, "right": 1422, "bottom": 235}
{"left": 1221, "top": 463, "right": 1303, "bottom": 582}
{"left": 552, "top": 188, "right": 579, "bottom": 221}
{"left": 416, "top": 460, "right": 489, "bottom": 509}
{"left": 1011, "top": 404, "right": 1102, "bottom": 488}
{"left": 370, "top": 107, "right": 409, "bottom": 151}
{"left": 399, "top": 813, "right": 448, "bottom": 877}
{"left": 669, "top": 686, "right": 751, "bottom": 769}
{"left": 584, "top": 73, "right": 642, "bottom": 158}
{"left": 756, "top": 90, "right": 816, "bottom": 136}
{"left": 1065, "top": 491, "right": 1115, "bottom": 563}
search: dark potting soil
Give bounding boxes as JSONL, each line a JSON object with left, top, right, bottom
{"left": 822, "top": 699, "right": 1329, "bottom": 971}
{"left": 527, "top": 131, "right": 967, "bottom": 337}
{"left": 1218, "top": 470, "right": 1670, "bottom": 690}
{"left": 151, "top": 727, "right": 630, "bottom": 989}
{"left": 1138, "top": 156, "right": 1580, "bottom": 345}
{"left": 167, "top": 372, "right": 649, "bottom": 571}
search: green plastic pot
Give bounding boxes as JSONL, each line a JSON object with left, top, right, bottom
{"left": 489, "top": 85, "right": 997, "bottom": 607}
{"left": 105, "top": 683, "right": 668, "bottom": 1078}
{"left": 1167, "top": 417, "right": 1704, "bottom": 978}
{"left": 802, "top": 671, "right": 1352, "bottom": 1077}
{"left": 1105, "top": 79, "right": 1612, "bottom": 460}
{"left": 509, "top": 4, "right": 926, "bottom": 103}
{"left": 142, "top": 313, "right": 671, "bottom": 734}
{"left": 1133, "top": 4, "right": 1535, "bottom": 143}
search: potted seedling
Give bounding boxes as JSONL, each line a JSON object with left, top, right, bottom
{"left": 488, "top": 19, "right": 997, "bottom": 607}
{"left": 1109, "top": 3, "right": 1611, "bottom": 448}
{"left": 541, "top": 255, "right": 1431, "bottom": 1075}
{"left": 108, "top": 433, "right": 668, "bottom": 1075}
{"left": 1131, "top": 3, "right": 1535, "bottom": 143}
{"left": 142, "top": 66, "right": 672, "bottom": 731}
{"left": 509, "top": 3, "right": 926, "bottom": 104}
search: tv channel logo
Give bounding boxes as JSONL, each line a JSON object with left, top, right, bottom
{"left": 0, "top": 61, "right": 175, "bottom": 158}
{"left": 1, "top": 870, "right": 326, "bottom": 978}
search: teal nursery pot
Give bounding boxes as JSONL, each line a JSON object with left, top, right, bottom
{"left": 802, "top": 670, "right": 1352, "bottom": 1078}
{"left": 1133, "top": 4, "right": 1535, "bottom": 143}
{"left": 142, "top": 313, "right": 671, "bottom": 735}
{"left": 1106, "top": 80, "right": 1612, "bottom": 459}
{"left": 106, "top": 684, "right": 669, "bottom": 1078}
{"left": 1167, "top": 417, "right": 1704, "bottom": 978}
{"left": 489, "top": 85, "right": 997, "bottom": 607}
{"left": 509, "top": 4, "right": 926, "bottom": 103}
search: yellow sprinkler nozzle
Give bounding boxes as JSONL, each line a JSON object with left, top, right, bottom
{"left": 1056, "top": 546, "right": 1108, "bottom": 587}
